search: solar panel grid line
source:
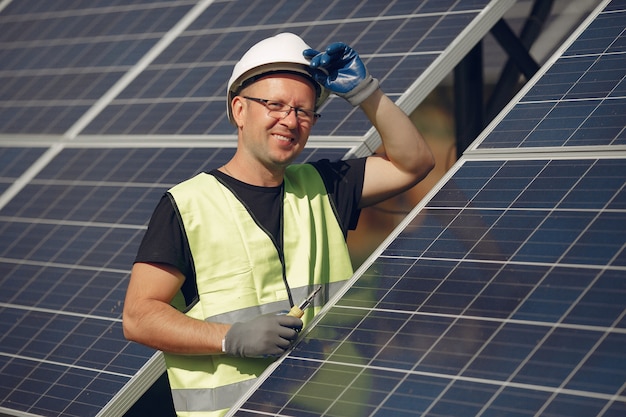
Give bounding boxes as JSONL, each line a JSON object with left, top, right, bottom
{"left": 381, "top": 250, "right": 626, "bottom": 274}
{"left": 0, "top": 254, "right": 132, "bottom": 308}
{"left": 0, "top": 332, "right": 132, "bottom": 379}
{"left": 0, "top": 255, "right": 130, "bottom": 274}
{"left": 5, "top": 133, "right": 364, "bottom": 151}
{"left": 0, "top": 34, "right": 162, "bottom": 61}
{"left": 530, "top": 312, "right": 626, "bottom": 416}
{"left": 276, "top": 349, "right": 626, "bottom": 402}
{"left": 0, "top": 301, "right": 123, "bottom": 323}
{"left": 355, "top": 306, "right": 626, "bottom": 336}
{"left": 465, "top": 145, "right": 626, "bottom": 160}
{"left": 416, "top": 237, "right": 624, "bottom": 415}
{"left": 0, "top": 407, "right": 39, "bottom": 417}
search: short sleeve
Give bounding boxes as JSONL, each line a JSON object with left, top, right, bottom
{"left": 309, "top": 157, "right": 366, "bottom": 235}
{"left": 134, "top": 193, "right": 194, "bottom": 280}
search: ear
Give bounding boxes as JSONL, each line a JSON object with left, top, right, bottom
{"left": 231, "top": 96, "right": 245, "bottom": 128}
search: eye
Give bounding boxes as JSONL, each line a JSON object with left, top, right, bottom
{"left": 265, "top": 101, "right": 286, "bottom": 111}
{"left": 297, "top": 109, "right": 314, "bottom": 119}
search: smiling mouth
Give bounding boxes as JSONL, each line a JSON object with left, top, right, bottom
{"left": 274, "top": 133, "right": 294, "bottom": 143}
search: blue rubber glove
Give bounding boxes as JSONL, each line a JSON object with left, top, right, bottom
{"left": 303, "top": 42, "right": 379, "bottom": 106}
{"left": 224, "top": 312, "right": 303, "bottom": 358}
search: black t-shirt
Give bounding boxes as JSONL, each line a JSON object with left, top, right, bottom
{"left": 135, "top": 158, "right": 366, "bottom": 303}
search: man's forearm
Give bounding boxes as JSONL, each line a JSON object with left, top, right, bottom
{"left": 360, "top": 88, "right": 434, "bottom": 177}
{"left": 123, "top": 298, "right": 229, "bottom": 355}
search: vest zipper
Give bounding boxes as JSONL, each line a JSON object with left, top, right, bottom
{"left": 213, "top": 174, "right": 295, "bottom": 308}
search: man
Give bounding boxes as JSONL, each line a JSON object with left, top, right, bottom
{"left": 123, "top": 32, "right": 434, "bottom": 416}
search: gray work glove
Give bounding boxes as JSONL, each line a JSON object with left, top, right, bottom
{"left": 224, "top": 312, "right": 303, "bottom": 357}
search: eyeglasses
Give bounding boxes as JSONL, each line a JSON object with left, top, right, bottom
{"left": 243, "top": 96, "right": 321, "bottom": 125}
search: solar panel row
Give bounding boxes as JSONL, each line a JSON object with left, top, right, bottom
{"left": 0, "top": 0, "right": 507, "bottom": 137}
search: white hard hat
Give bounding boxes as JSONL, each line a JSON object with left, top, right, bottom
{"left": 226, "top": 32, "right": 329, "bottom": 125}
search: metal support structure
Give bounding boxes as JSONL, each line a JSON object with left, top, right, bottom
{"left": 454, "top": 43, "right": 484, "bottom": 159}
{"left": 486, "top": 0, "right": 554, "bottom": 120}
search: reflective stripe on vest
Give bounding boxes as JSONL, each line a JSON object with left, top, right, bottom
{"left": 166, "top": 164, "right": 354, "bottom": 416}
{"left": 171, "top": 378, "right": 257, "bottom": 413}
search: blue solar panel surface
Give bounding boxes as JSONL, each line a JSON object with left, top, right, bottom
{"left": 476, "top": 1, "right": 626, "bottom": 149}
{"left": 0, "top": 1, "right": 194, "bottom": 135}
{"left": 0, "top": 147, "right": 47, "bottom": 194}
{"left": 230, "top": 157, "right": 626, "bottom": 417}
{"left": 0, "top": 0, "right": 499, "bottom": 137}
{"left": 0, "top": 0, "right": 521, "bottom": 415}
{"left": 229, "top": 1, "right": 626, "bottom": 416}
{"left": 84, "top": 0, "right": 484, "bottom": 136}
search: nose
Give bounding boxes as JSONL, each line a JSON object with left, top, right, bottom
{"left": 279, "top": 107, "right": 299, "bottom": 128}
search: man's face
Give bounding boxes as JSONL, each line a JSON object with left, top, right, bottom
{"left": 232, "top": 73, "right": 318, "bottom": 171}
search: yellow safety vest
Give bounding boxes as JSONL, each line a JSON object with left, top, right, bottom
{"left": 165, "top": 164, "right": 354, "bottom": 417}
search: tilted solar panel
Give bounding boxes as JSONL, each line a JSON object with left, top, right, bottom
{"left": 474, "top": 0, "right": 626, "bottom": 149}
{"left": 228, "top": 1, "right": 626, "bottom": 415}
{"left": 0, "top": 1, "right": 196, "bottom": 135}
{"left": 0, "top": 0, "right": 518, "bottom": 415}
{"left": 0, "top": 0, "right": 514, "bottom": 139}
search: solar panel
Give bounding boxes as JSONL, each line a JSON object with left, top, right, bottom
{"left": 0, "top": 0, "right": 515, "bottom": 139}
{"left": 473, "top": 0, "right": 626, "bottom": 149}
{"left": 0, "top": 0, "right": 519, "bottom": 415}
{"left": 227, "top": 1, "right": 626, "bottom": 415}
{"left": 83, "top": 0, "right": 505, "bottom": 137}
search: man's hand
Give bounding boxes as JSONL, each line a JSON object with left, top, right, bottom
{"left": 224, "top": 312, "right": 303, "bottom": 357}
{"left": 303, "top": 42, "right": 379, "bottom": 106}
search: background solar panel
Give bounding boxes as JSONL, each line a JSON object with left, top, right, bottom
{"left": 0, "top": 1, "right": 196, "bottom": 135}
{"left": 228, "top": 1, "right": 626, "bottom": 415}
{"left": 474, "top": 0, "right": 626, "bottom": 149}
{"left": 78, "top": 0, "right": 513, "bottom": 138}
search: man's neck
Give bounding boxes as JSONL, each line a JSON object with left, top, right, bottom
{"left": 220, "top": 159, "right": 285, "bottom": 187}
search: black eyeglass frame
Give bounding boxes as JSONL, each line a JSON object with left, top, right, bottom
{"left": 242, "top": 96, "right": 321, "bottom": 123}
